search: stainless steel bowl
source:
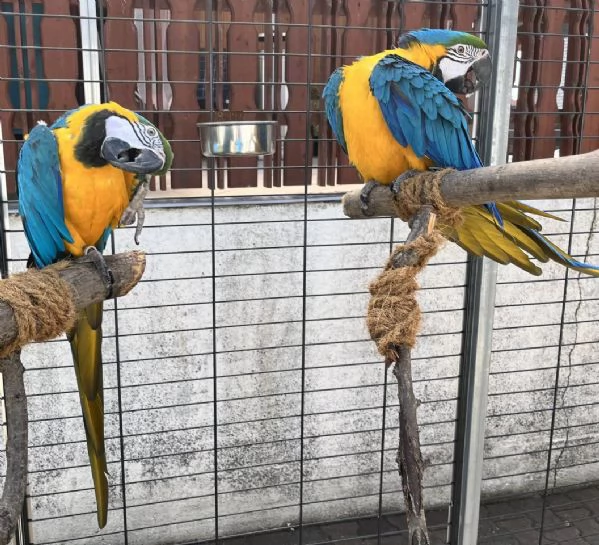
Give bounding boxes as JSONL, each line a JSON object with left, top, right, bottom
{"left": 197, "top": 120, "right": 276, "bottom": 157}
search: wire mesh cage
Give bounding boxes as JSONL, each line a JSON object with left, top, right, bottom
{"left": 0, "top": 1, "right": 598, "bottom": 545}
{"left": 478, "top": 3, "right": 599, "bottom": 544}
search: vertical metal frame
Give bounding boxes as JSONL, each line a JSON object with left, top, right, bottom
{"left": 0, "top": 123, "right": 9, "bottom": 280}
{"left": 79, "top": 0, "right": 102, "bottom": 105}
{"left": 450, "top": 1, "right": 519, "bottom": 544}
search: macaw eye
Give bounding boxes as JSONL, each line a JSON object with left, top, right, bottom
{"left": 457, "top": 45, "right": 465, "bottom": 54}
{"left": 146, "top": 127, "right": 157, "bottom": 137}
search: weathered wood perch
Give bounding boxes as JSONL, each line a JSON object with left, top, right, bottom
{"left": 0, "top": 251, "right": 146, "bottom": 545}
{"left": 0, "top": 252, "right": 146, "bottom": 351}
{"left": 348, "top": 149, "right": 599, "bottom": 544}
{"left": 389, "top": 206, "right": 437, "bottom": 545}
{"left": 0, "top": 352, "right": 26, "bottom": 545}
{"left": 343, "top": 149, "right": 599, "bottom": 218}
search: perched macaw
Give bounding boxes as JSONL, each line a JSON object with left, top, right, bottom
{"left": 17, "top": 102, "right": 173, "bottom": 527}
{"left": 323, "top": 28, "right": 599, "bottom": 276}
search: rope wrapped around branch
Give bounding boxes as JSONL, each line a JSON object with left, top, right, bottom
{"left": 393, "top": 168, "right": 463, "bottom": 226}
{"left": 0, "top": 266, "right": 76, "bottom": 358}
{"left": 366, "top": 169, "right": 464, "bottom": 360}
{"left": 367, "top": 232, "right": 443, "bottom": 357}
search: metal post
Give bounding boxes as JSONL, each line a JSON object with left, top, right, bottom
{"left": 0, "top": 123, "right": 10, "bottom": 280}
{"left": 450, "top": 2, "right": 519, "bottom": 545}
{"left": 79, "top": 0, "right": 102, "bottom": 104}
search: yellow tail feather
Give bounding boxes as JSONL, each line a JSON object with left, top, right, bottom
{"left": 495, "top": 203, "right": 542, "bottom": 231}
{"left": 68, "top": 302, "right": 108, "bottom": 529}
{"left": 442, "top": 204, "right": 544, "bottom": 275}
{"left": 440, "top": 202, "right": 599, "bottom": 277}
{"left": 503, "top": 200, "right": 565, "bottom": 222}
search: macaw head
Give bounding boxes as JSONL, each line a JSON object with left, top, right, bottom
{"left": 399, "top": 28, "right": 492, "bottom": 95}
{"left": 60, "top": 102, "right": 173, "bottom": 175}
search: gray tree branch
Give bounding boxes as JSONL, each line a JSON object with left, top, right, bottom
{"left": 0, "top": 251, "right": 146, "bottom": 352}
{"left": 388, "top": 206, "right": 435, "bottom": 545}
{"left": 0, "top": 251, "right": 146, "bottom": 545}
{"left": 0, "top": 352, "right": 26, "bottom": 545}
{"left": 342, "top": 149, "right": 599, "bottom": 218}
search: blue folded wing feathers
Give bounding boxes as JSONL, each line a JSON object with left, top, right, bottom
{"left": 17, "top": 123, "right": 73, "bottom": 268}
{"left": 96, "top": 227, "right": 112, "bottom": 253}
{"left": 524, "top": 228, "right": 599, "bottom": 275}
{"left": 370, "top": 56, "right": 505, "bottom": 224}
{"left": 322, "top": 68, "right": 348, "bottom": 153}
{"left": 370, "top": 56, "right": 482, "bottom": 171}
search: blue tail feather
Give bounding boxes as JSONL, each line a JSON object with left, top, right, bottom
{"left": 523, "top": 228, "right": 599, "bottom": 275}
{"left": 485, "top": 202, "right": 504, "bottom": 228}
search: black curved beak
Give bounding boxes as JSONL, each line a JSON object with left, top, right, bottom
{"left": 471, "top": 52, "right": 492, "bottom": 87}
{"left": 101, "top": 137, "right": 165, "bottom": 174}
{"left": 446, "top": 52, "right": 492, "bottom": 96}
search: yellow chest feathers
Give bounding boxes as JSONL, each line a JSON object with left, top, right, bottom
{"left": 54, "top": 127, "right": 135, "bottom": 255}
{"left": 338, "top": 45, "right": 442, "bottom": 183}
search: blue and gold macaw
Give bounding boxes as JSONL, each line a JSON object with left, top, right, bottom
{"left": 324, "top": 28, "right": 599, "bottom": 276}
{"left": 17, "top": 102, "right": 173, "bottom": 527}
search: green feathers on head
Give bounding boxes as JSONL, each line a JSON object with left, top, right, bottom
{"left": 447, "top": 32, "right": 487, "bottom": 49}
{"left": 135, "top": 113, "right": 174, "bottom": 176}
{"left": 398, "top": 28, "right": 487, "bottom": 50}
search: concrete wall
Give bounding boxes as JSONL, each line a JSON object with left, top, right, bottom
{"left": 484, "top": 198, "right": 599, "bottom": 498}
{"left": 2, "top": 197, "right": 598, "bottom": 544}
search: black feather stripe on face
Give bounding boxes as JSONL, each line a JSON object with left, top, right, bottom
{"left": 131, "top": 122, "right": 154, "bottom": 148}
{"left": 74, "top": 110, "right": 126, "bottom": 168}
{"left": 432, "top": 63, "right": 444, "bottom": 82}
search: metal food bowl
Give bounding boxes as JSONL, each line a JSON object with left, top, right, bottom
{"left": 197, "top": 120, "right": 277, "bottom": 157}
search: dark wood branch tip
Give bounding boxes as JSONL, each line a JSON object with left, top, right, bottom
{"left": 60, "top": 250, "right": 147, "bottom": 302}
{"left": 0, "top": 352, "right": 27, "bottom": 545}
{"left": 411, "top": 526, "right": 432, "bottom": 545}
{"left": 382, "top": 207, "right": 435, "bottom": 544}
{"left": 0, "top": 251, "right": 147, "bottom": 354}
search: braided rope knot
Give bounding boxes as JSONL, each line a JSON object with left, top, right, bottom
{"left": 0, "top": 266, "right": 76, "bottom": 358}
{"left": 393, "top": 168, "right": 463, "bottom": 228}
{"left": 367, "top": 169, "right": 463, "bottom": 360}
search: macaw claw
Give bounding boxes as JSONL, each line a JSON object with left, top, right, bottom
{"left": 84, "top": 246, "right": 114, "bottom": 298}
{"left": 120, "top": 179, "right": 149, "bottom": 245}
{"left": 390, "top": 169, "right": 421, "bottom": 195}
{"left": 359, "top": 180, "right": 382, "bottom": 216}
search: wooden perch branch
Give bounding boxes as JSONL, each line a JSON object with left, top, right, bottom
{"left": 343, "top": 149, "right": 599, "bottom": 218}
{"left": 389, "top": 206, "right": 435, "bottom": 545}
{"left": 352, "top": 150, "right": 599, "bottom": 542}
{"left": 0, "top": 352, "right": 26, "bottom": 545}
{"left": 0, "top": 251, "right": 146, "bottom": 352}
{"left": 0, "top": 251, "right": 145, "bottom": 545}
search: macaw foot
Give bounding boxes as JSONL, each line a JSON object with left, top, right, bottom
{"left": 360, "top": 180, "right": 383, "bottom": 216}
{"left": 389, "top": 169, "right": 421, "bottom": 195}
{"left": 84, "top": 246, "right": 115, "bottom": 298}
{"left": 120, "top": 178, "right": 149, "bottom": 245}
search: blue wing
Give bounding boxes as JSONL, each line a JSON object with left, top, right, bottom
{"left": 370, "top": 55, "right": 502, "bottom": 224}
{"left": 96, "top": 227, "right": 112, "bottom": 253}
{"left": 322, "top": 67, "right": 347, "bottom": 153}
{"left": 370, "top": 54, "right": 482, "bottom": 170}
{"left": 17, "top": 122, "right": 74, "bottom": 268}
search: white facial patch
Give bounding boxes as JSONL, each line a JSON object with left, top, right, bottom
{"left": 104, "top": 115, "right": 142, "bottom": 146}
{"left": 104, "top": 115, "right": 166, "bottom": 162}
{"left": 438, "top": 56, "right": 471, "bottom": 84}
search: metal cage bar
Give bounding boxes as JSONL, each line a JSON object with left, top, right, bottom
{"left": 450, "top": 1, "right": 519, "bottom": 544}
{"left": 2, "top": 2, "right": 599, "bottom": 545}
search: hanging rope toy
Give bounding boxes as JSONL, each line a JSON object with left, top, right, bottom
{"left": 366, "top": 169, "right": 462, "bottom": 361}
